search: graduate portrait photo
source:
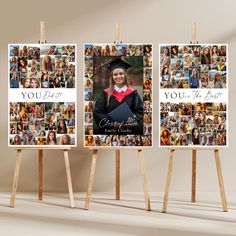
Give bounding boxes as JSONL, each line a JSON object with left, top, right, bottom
{"left": 93, "top": 57, "right": 143, "bottom": 135}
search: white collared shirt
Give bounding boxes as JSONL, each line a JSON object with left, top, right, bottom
{"left": 114, "top": 85, "right": 127, "bottom": 93}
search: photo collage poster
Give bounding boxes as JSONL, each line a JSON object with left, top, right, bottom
{"left": 84, "top": 44, "right": 153, "bottom": 147}
{"left": 9, "top": 44, "right": 77, "bottom": 146}
{"left": 160, "top": 44, "right": 228, "bottom": 147}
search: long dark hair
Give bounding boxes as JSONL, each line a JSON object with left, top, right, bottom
{"left": 46, "top": 131, "right": 57, "bottom": 144}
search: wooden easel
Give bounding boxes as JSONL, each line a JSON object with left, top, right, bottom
{"left": 9, "top": 21, "right": 74, "bottom": 208}
{"left": 162, "top": 148, "right": 228, "bottom": 213}
{"left": 84, "top": 148, "right": 151, "bottom": 211}
{"left": 10, "top": 147, "right": 74, "bottom": 208}
{"left": 162, "top": 23, "right": 228, "bottom": 213}
{"left": 84, "top": 21, "right": 151, "bottom": 211}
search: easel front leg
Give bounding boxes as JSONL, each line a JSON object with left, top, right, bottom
{"left": 10, "top": 149, "right": 22, "bottom": 207}
{"left": 138, "top": 150, "right": 151, "bottom": 211}
{"left": 38, "top": 149, "right": 43, "bottom": 201}
{"left": 162, "top": 149, "right": 175, "bottom": 213}
{"left": 64, "top": 150, "right": 74, "bottom": 208}
{"left": 214, "top": 149, "right": 228, "bottom": 212}
{"left": 116, "top": 150, "right": 120, "bottom": 200}
{"left": 191, "top": 149, "right": 197, "bottom": 202}
{"left": 85, "top": 150, "right": 98, "bottom": 210}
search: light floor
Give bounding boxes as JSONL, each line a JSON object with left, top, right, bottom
{"left": 1, "top": 192, "right": 236, "bottom": 236}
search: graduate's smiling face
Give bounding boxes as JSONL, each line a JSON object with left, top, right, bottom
{"left": 112, "top": 68, "right": 125, "bottom": 88}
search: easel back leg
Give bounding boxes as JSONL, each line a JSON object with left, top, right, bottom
{"left": 191, "top": 149, "right": 197, "bottom": 203}
{"left": 38, "top": 149, "right": 43, "bottom": 201}
{"left": 116, "top": 150, "right": 120, "bottom": 200}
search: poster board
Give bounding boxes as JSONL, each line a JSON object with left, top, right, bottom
{"left": 159, "top": 44, "right": 228, "bottom": 147}
{"left": 84, "top": 43, "right": 153, "bottom": 147}
{"left": 8, "top": 44, "right": 77, "bottom": 147}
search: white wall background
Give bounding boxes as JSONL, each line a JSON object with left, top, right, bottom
{"left": 0, "top": 0, "right": 236, "bottom": 199}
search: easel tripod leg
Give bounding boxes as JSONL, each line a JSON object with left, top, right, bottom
{"left": 214, "top": 149, "right": 228, "bottom": 212}
{"left": 10, "top": 150, "right": 22, "bottom": 207}
{"left": 162, "top": 149, "right": 175, "bottom": 213}
{"left": 64, "top": 150, "right": 74, "bottom": 208}
{"left": 138, "top": 150, "right": 151, "bottom": 211}
{"left": 85, "top": 150, "right": 98, "bottom": 210}
{"left": 38, "top": 149, "right": 43, "bottom": 200}
{"left": 191, "top": 149, "right": 197, "bottom": 202}
{"left": 116, "top": 150, "right": 120, "bottom": 200}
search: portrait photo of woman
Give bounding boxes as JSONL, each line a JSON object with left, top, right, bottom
{"left": 22, "top": 78, "right": 31, "bottom": 88}
{"left": 10, "top": 72, "right": 19, "bottom": 88}
{"left": 42, "top": 55, "right": 53, "bottom": 71}
{"left": 160, "top": 47, "right": 170, "bottom": 66}
{"left": 214, "top": 73, "right": 223, "bottom": 88}
{"left": 192, "top": 128, "right": 200, "bottom": 145}
{"left": 57, "top": 119, "right": 67, "bottom": 134}
{"left": 160, "top": 129, "right": 171, "bottom": 145}
{"left": 201, "top": 46, "right": 211, "bottom": 64}
{"left": 18, "top": 57, "right": 27, "bottom": 72}
{"left": 93, "top": 58, "right": 143, "bottom": 135}
{"left": 161, "top": 66, "right": 170, "bottom": 81}
{"left": 30, "top": 78, "right": 40, "bottom": 88}
{"left": 46, "top": 131, "right": 57, "bottom": 145}
{"left": 41, "top": 73, "right": 50, "bottom": 88}
{"left": 11, "top": 135, "right": 22, "bottom": 145}
{"left": 189, "top": 68, "right": 200, "bottom": 88}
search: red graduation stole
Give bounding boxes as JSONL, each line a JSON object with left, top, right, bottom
{"left": 104, "top": 87, "right": 135, "bottom": 103}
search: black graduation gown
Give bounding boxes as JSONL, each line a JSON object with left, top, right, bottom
{"left": 93, "top": 88, "right": 143, "bottom": 135}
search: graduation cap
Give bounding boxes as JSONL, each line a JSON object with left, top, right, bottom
{"left": 107, "top": 58, "right": 131, "bottom": 71}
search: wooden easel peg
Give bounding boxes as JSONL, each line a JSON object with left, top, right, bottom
{"left": 114, "top": 20, "right": 122, "bottom": 44}
{"left": 190, "top": 22, "right": 198, "bottom": 44}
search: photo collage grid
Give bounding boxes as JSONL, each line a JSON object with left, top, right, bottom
{"left": 9, "top": 102, "right": 76, "bottom": 145}
{"left": 84, "top": 44, "right": 153, "bottom": 146}
{"left": 160, "top": 45, "right": 227, "bottom": 89}
{"left": 9, "top": 44, "right": 75, "bottom": 89}
{"left": 160, "top": 102, "right": 227, "bottom": 146}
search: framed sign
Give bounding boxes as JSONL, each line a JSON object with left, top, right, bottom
{"left": 8, "top": 44, "right": 77, "bottom": 146}
{"left": 159, "top": 44, "right": 228, "bottom": 147}
{"left": 84, "top": 43, "right": 153, "bottom": 147}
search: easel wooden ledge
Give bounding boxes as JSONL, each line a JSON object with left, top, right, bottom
{"left": 9, "top": 21, "right": 74, "bottom": 208}
{"left": 84, "top": 21, "right": 151, "bottom": 211}
{"left": 162, "top": 22, "right": 228, "bottom": 213}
